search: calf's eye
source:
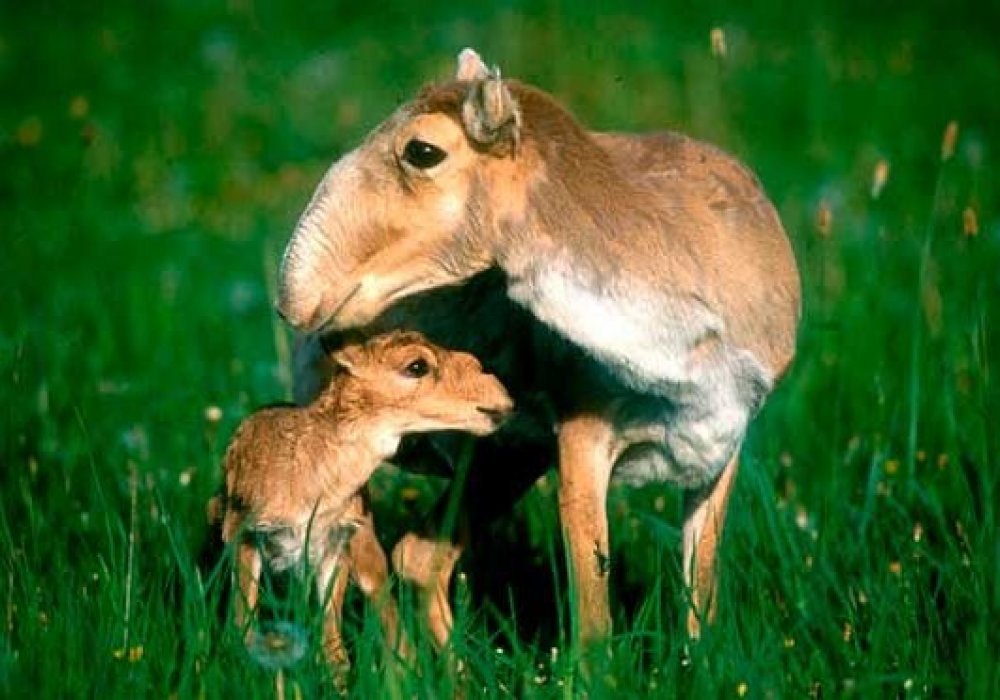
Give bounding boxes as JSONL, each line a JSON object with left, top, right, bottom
{"left": 402, "top": 139, "right": 447, "bottom": 169}
{"left": 403, "top": 358, "right": 430, "bottom": 378}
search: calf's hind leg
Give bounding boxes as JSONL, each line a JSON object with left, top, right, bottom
{"left": 347, "top": 504, "right": 410, "bottom": 658}
{"left": 392, "top": 438, "right": 553, "bottom": 648}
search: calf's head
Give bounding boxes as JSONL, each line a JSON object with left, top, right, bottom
{"left": 332, "top": 331, "right": 514, "bottom": 437}
{"left": 277, "top": 49, "right": 527, "bottom": 332}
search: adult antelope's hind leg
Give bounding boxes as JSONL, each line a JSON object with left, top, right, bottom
{"left": 682, "top": 454, "right": 739, "bottom": 638}
{"left": 557, "top": 413, "right": 616, "bottom": 647}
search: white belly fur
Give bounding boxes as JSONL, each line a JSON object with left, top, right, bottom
{"left": 509, "top": 257, "right": 773, "bottom": 489}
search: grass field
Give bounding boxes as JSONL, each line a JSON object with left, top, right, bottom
{"left": 2, "top": 1, "right": 998, "bottom": 697}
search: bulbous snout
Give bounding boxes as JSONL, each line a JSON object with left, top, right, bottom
{"left": 275, "top": 219, "right": 335, "bottom": 331}
{"left": 275, "top": 270, "right": 325, "bottom": 332}
{"left": 275, "top": 152, "right": 369, "bottom": 332}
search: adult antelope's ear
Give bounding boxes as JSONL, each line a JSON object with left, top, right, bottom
{"left": 455, "top": 47, "right": 490, "bottom": 81}
{"left": 462, "top": 67, "right": 521, "bottom": 155}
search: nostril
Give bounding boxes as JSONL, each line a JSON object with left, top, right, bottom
{"left": 273, "top": 294, "right": 327, "bottom": 332}
{"left": 477, "top": 406, "right": 511, "bottom": 425}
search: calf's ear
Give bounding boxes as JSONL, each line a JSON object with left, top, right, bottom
{"left": 462, "top": 67, "right": 521, "bottom": 155}
{"left": 331, "top": 344, "right": 363, "bottom": 375}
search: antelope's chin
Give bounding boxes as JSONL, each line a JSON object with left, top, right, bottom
{"left": 307, "top": 281, "right": 376, "bottom": 333}
{"left": 320, "top": 277, "right": 432, "bottom": 332}
{"left": 318, "top": 295, "right": 380, "bottom": 332}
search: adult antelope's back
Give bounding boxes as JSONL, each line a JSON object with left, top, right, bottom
{"left": 277, "top": 48, "right": 801, "bottom": 646}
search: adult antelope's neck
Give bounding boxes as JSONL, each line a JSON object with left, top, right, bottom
{"left": 495, "top": 129, "right": 657, "bottom": 283}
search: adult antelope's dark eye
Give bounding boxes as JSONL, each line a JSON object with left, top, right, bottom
{"left": 403, "top": 358, "right": 430, "bottom": 378}
{"left": 402, "top": 139, "right": 447, "bottom": 169}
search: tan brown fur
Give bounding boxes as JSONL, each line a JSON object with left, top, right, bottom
{"left": 277, "top": 48, "right": 801, "bottom": 650}
{"left": 215, "top": 331, "right": 512, "bottom": 676}
{"left": 403, "top": 81, "right": 799, "bottom": 377}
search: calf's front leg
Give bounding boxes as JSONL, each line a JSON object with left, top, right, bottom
{"left": 316, "top": 524, "right": 357, "bottom": 673}
{"left": 234, "top": 539, "right": 262, "bottom": 648}
{"left": 557, "top": 413, "right": 616, "bottom": 647}
{"left": 682, "top": 453, "right": 739, "bottom": 638}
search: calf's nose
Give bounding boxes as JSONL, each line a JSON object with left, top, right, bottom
{"left": 476, "top": 406, "right": 511, "bottom": 427}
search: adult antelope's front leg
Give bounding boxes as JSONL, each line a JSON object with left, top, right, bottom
{"left": 682, "top": 454, "right": 739, "bottom": 638}
{"left": 557, "top": 413, "right": 616, "bottom": 647}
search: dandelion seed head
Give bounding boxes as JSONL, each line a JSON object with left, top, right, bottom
{"left": 247, "top": 621, "right": 309, "bottom": 671}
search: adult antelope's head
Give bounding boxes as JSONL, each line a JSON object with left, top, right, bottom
{"left": 277, "top": 49, "right": 528, "bottom": 332}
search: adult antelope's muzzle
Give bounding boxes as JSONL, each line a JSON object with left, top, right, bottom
{"left": 276, "top": 236, "right": 328, "bottom": 331}
{"left": 275, "top": 152, "right": 370, "bottom": 332}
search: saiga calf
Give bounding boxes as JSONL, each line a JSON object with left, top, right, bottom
{"left": 211, "top": 331, "right": 512, "bottom": 675}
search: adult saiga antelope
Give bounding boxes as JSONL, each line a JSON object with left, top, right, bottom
{"left": 276, "top": 48, "right": 800, "bottom": 645}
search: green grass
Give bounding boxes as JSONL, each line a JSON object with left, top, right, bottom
{"left": 2, "top": 0, "right": 998, "bottom": 696}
